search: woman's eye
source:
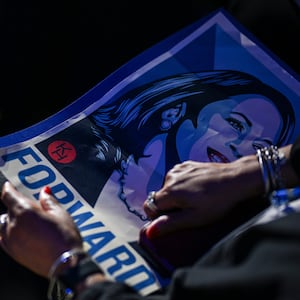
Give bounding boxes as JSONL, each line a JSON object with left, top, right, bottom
{"left": 225, "top": 117, "right": 245, "bottom": 133}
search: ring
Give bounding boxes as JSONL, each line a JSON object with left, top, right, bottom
{"left": 0, "top": 213, "right": 8, "bottom": 231}
{"left": 146, "top": 191, "right": 158, "bottom": 212}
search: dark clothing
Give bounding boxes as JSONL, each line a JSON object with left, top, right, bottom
{"left": 76, "top": 138, "right": 300, "bottom": 300}
{"left": 291, "top": 135, "right": 300, "bottom": 178}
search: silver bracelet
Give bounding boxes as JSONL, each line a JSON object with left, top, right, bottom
{"left": 256, "top": 148, "right": 271, "bottom": 196}
{"left": 47, "top": 248, "right": 87, "bottom": 300}
{"left": 256, "top": 145, "right": 286, "bottom": 197}
{"left": 48, "top": 247, "right": 87, "bottom": 279}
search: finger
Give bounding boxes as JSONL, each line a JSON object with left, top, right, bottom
{"left": 143, "top": 191, "right": 160, "bottom": 219}
{"left": 39, "top": 186, "right": 60, "bottom": 212}
{"left": 143, "top": 190, "right": 178, "bottom": 219}
{"left": 144, "top": 209, "right": 199, "bottom": 239}
{"left": 143, "top": 163, "right": 190, "bottom": 217}
{"left": 154, "top": 189, "right": 181, "bottom": 210}
{"left": 1, "top": 181, "right": 33, "bottom": 213}
{"left": 152, "top": 163, "right": 193, "bottom": 212}
{"left": 38, "top": 187, "right": 73, "bottom": 223}
{"left": 143, "top": 188, "right": 182, "bottom": 220}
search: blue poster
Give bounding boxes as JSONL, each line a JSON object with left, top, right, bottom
{"left": 0, "top": 9, "right": 300, "bottom": 293}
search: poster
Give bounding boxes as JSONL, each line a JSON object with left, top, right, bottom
{"left": 0, "top": 9, "right": 299, "bottom": 295}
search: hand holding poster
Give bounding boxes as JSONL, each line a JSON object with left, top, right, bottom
{"left": 0, "top": 9, "right": 300, "bottom": 295}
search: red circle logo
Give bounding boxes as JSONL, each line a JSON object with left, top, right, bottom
{"left": 47, "top": 140, "right": 76, "bottom": 164}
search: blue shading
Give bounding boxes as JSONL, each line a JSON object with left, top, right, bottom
{"left": 172, "top": 26, "right": 217, "bottom": 72}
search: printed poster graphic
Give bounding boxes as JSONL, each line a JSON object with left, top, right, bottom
{"left": 37, "top": 8, "right": 300, "bottom": 241}
{"left": 0, "top": 9, "right": 300, "bottom": 293}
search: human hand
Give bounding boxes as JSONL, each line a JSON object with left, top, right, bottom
{"left": 143, "top": 156, "right": 264, "bottom": 238}
{"left": 0, "top": 181, "right": 83, "bottom": 278}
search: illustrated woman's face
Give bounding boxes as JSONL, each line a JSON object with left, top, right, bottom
{"left": 120, "top": 93, "right": 283, "bottom": 221}
{"left": 177, "top": 95, "right": 282, "bottom": 162}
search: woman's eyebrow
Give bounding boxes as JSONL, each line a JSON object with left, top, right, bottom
{"left": 231, "top": 111, "right": 252, "bottom": 127}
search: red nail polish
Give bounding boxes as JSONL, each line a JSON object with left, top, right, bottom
{"left": 146, "top": 225, "right": 159, "bottom": 239}
{"left": 43, "top": 186, "right": 52, "bottom": 195}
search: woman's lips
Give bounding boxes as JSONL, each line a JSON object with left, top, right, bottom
{"left": 207, "top": 147, "right": 230, "bottom": 163}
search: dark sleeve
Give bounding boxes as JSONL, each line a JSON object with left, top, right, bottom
{"left": 167, "top": 212, "right": 300, "bottom": 300}
{"left": 77, "top": 281, "right": 166, "bottom": 300}
{"left": 78, "top": 212, "right": 300, "bottom": 300}
{"left": 290, "top": 135, "right": 300, "bottom": 178}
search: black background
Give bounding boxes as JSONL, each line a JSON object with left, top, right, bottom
{"left": 0, "top": 0, "right": 300, "bottom": 299}
{"left": 1, "top": 0, "right": 300, "bottom": 136}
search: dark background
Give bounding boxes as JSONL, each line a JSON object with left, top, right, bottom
{"left": 0, "top": 0, "right": 300, "bottom": 299}
{"left": 1, "top": 0, "right": 300, "bottom": 136}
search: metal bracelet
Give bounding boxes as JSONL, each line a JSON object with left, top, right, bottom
{"left": 48, "top": 248, "right": 87, "bottom": 279}
{"left": 47, "top": 248, "right": 87, "bottom": 300}
{"left": 256, "top": 148, "right": 271, "bottom": 196}
{"left": 256, "top": 145, "right": 286, "bottom": 197}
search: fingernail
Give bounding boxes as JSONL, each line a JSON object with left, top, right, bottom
{"left": 43, "top": 186, "right": 52, "bottom": 195}
{"left": 145, "top": 224, "right": 160, "bottom": 239}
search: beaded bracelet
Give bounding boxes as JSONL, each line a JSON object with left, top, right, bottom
{"left": 256, "top": 145, "right": 286, "bottom": 197}
{"left": 256, "top": 145, "right": 300, "bottom": 215}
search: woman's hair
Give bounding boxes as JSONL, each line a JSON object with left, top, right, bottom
{"left": 89, "top": 70, "right": 295, "bottom": 169}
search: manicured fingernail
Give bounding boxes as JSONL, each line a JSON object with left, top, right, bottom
{"left": 146, "top": 224, "right": 160, "bottom": 239}
{"left": 43, "top": 186, "right": 52, "bottom": 195}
